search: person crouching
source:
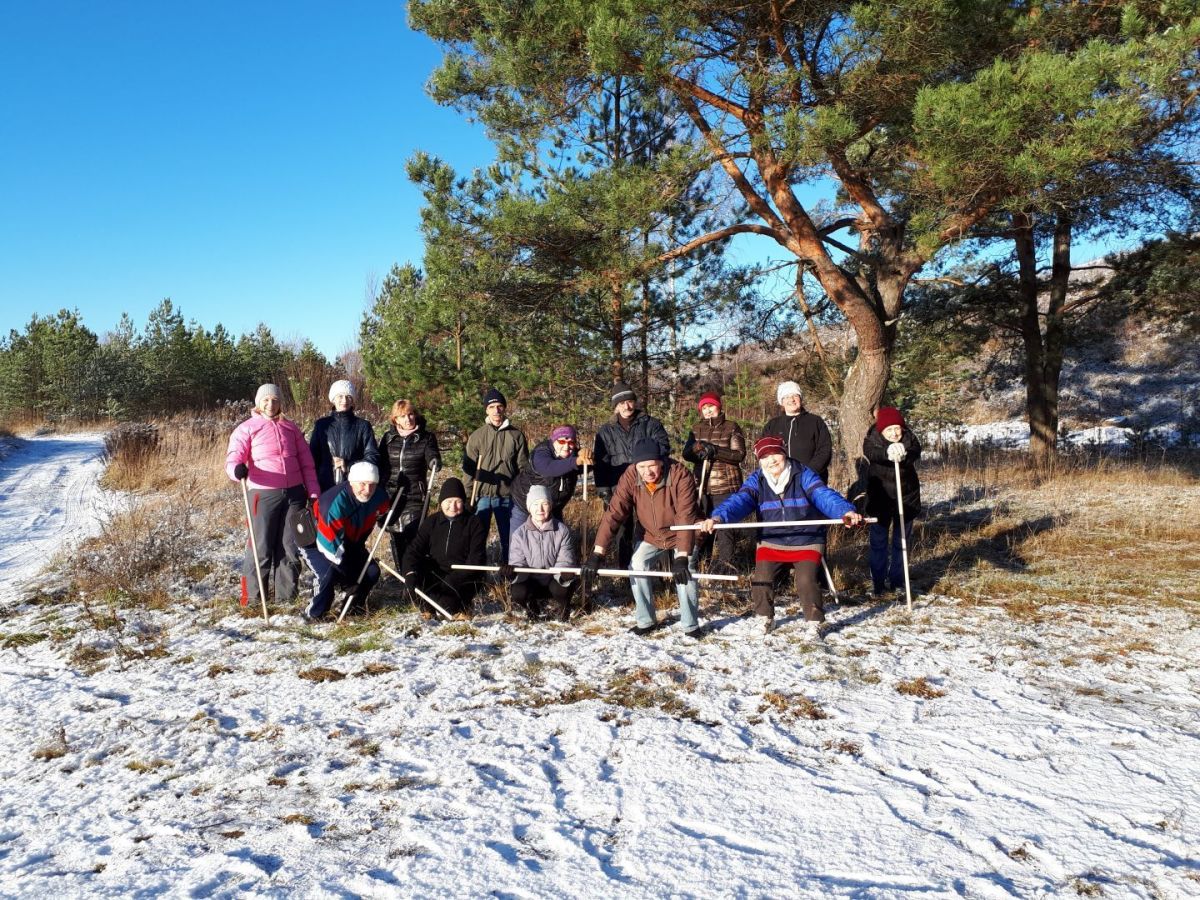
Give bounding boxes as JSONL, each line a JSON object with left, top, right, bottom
{"left": 300, "top": 461, "right": 390, "bottom": 621}
{"left": 402, "top": 477, "right": 486, "bottom": 620}
{"left": 502, "top": 485, "right": 579, "bottom": 621}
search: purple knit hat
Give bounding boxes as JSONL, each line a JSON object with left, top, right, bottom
{"left": 549, "top": 425, "right": 577, "bottom": 443}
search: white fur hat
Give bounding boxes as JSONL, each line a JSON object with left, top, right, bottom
{"left": 328, "top": 379, "right": 356, "bottom": 404}
{"left": 347, "top": 462, "right": 379, "bottom": 484}
{"left": 776, "top": 381, "right": 802, "bottom": 405}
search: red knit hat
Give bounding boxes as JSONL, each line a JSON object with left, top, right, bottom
{"left": 754, "top": 436, "right": 786, "bottom": 459}
{"left": 697, "top": 392, "right": 722, "bottom": 412}
{"left": 876, "top": 406, "right": 905, "bottom": 431}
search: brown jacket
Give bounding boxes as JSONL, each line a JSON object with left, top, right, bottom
{"left": 595, "top": 458, "right": 700, "bottom": 555}
{"left": 682, "top": 413, "right": 746, "bottom": 495}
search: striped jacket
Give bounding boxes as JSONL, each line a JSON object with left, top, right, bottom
{"left": 314, "top": 481, "right": 390, "bottom": 565}
{"left": 713, "top": 462, "right": 853, "bottom": 547}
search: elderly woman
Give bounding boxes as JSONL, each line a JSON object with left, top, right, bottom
{"left": 308, "top": 379, "right": 380, "bottom": 492}
{"left": 510, "top": 424, "right": 592, "bottom": 531}
{"left": 378, "top": 399, "right": 442, "bottom": 572}
{"left": 501, "top": 485, "right": 579, "bottom": 621}
{"left": 225, "top": 384, "right": 319, "bottom": 605}
{"left": 402, "top": 477, "right": 486, "bottom": 620}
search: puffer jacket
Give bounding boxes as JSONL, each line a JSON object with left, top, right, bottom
{"left": 595, "top": 458, "right": 699, "bottom": 554}
{"left": 314, "top": 481, "right": 390, "bottom": 565}
{"left": 378, "top": 425, "right": 441, "bottom": 507}
{"left": 225, "top": 411, "right": 319, "bottom": 497}
{"left": 593, "top": 411, "right": 671, "bottom": 497}
{"left": 761, "top": 411, "right": 833, "bottom": 482}
{"left": 309, "top": 410, "right": 380, "bottom": 492}
{"left": 511, "top": 439, "right": 580, "bottom": 515}
{"left": 463, "top": 419, "right": 528, "bottom": 500}
{"left": 713, "top": 463, "right": 853, "bottom": 547}
{"left": 508, "top": 517, "right": 577, "bottom": 571}
{"left": 862, "top": 427, "right": 922, "bottom": 519}
{"left": 682, "top": 413, "right": 746, "bottom": 495}
{"left": 402, "top": 511, "right": 486, "bottom": 578}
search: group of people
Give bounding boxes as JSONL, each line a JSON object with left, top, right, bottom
{"left": 225, "top": 376, "right": 922, "bottom": 637}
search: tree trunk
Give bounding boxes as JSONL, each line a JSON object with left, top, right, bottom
{"left": 609, "top": 279, "right": 625, "bottom": 383}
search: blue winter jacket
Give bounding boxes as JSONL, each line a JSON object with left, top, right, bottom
{"left": 713, "top": 462, "right": 854, "bottom": 547}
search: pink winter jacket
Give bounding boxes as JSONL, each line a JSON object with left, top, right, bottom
{"left": 225, "top": 411, "right": 319, "bottom": 497}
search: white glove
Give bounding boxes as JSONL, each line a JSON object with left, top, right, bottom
{"left": 887, "top": 442, "right": 906, "bottom": 462}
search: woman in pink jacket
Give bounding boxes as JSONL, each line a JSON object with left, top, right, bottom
{"left": 225, "top": 384, "right": 319, "bottom": 606}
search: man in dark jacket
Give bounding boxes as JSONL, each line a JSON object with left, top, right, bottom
{"left": 309, "top": 379, "right": 380, "bottom": 492}
{"left": 862, "top": 406, "right": 922, "bottom": 596}
{"left": 593, "top": 381, "right": 671, "bottom": 568}
{"left": 761, "top": 380, "right": 832, "bottom": 484}
{"left": 402, "top": 477, "right": 486, "bottom": 619}
{"left": 682, "top": 391, "right": 746, "bottom": 573}
{"left": 463, "top": 387, "right": 528, "bottom": 563}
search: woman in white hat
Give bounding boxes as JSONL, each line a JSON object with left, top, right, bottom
{"left": 308, "top": 378, "right": 380, "bottom": 492}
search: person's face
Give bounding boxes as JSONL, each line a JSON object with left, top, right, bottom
{"left": 396, "top": 411, "right": 417, "bottom": 430}
{"left": 260, "top": 397, "right": 281, "bottom": 418}
{"left": 760, "top": 453, "right": 788, "bottom": 479}
{"left": 350, "top": 480, "right": 375, "bottom": 502}
{"left": 530, "top": 499, "right": 552, "bottom": 524}
{"left": 635, "top": 459, "right": 663, "bottom": 483}
{"left": 614, "top": 399, "right": 636, "bottom": 419}
{"left": 780, "top": 393, "right": 802, "bottom": 415}
{"left": 700, "top": 402, "right": 719, "bottom": 420}
{"left": 882, "top": 424, "right": 903, "bottom": 443}
{"left": 486, "top": 402, "right": 505, "bottom": 425}
{"left": 552, "top": 436, "right": 575, "bottom": 458}
{"left": 333, "top": 394, "right": 354, "bottom": 412}
{"left": 441, "top": 497, "right": 463, "bottom": 517}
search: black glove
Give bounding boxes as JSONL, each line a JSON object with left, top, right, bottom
{"left": 672, "top": 556, "right": 691, "bottom": 586}
{"left": 497, "top": 563, "right": 516, "bottom": 582}
{"left": 581, "top": 553, "right": 603, "bottom": 581}
{"left": 701, "top": 441, "right": 718, "bottom": 460}
{"left": 598, "top": 489, "right": 612, "bottom": 507}
{"left": 234, "top": 462, "right": 249, "bottom": 480}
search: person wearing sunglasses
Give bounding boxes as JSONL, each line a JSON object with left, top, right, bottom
{"left": 510, "top": 425, "right": 592, "bottom": 531}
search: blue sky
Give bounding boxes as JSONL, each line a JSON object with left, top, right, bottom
{"left": 0, "top": 2, "right": 493, "bottom": 359}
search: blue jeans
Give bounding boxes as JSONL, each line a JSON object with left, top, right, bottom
{"left": 630, "top": 541, "right": 699, "bottom": 630}
{"left": 869, "top": 518, "right": 913, "bottom": 591}
{"left": 475, "top": 495, "right": 513, "bottom": 562}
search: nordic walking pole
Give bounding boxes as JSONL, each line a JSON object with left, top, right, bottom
{"left": 697, "top": 458, "right": 710, "bottom": 504}
{"left": 821, "top": 557, "right": 840, "bottom": 602}
{"left": 672, "top": 518, "right": 877, "bottom": 531}
{"left": 336, "top": 495, "right": 403, "bottom": 624}
{"left": 580, "top": 460, "right": 591, "bottom": 613}
{"left": 375, "top": 559, "right": 454, "bottom": 620}
{"left": 418, "top": 465, "right": 439, "bottom": 528}
{"left": 452, "top": 564, "right": 738, "bottom": 582}
{"left": 240, "top": 480, "right": 269, "bottom": 623}
{"left": 894, "top": 458, "right": 913, "bottom": 611}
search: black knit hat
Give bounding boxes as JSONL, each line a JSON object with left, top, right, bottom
{"left": 483, "top": 387, "right": 507, "bottom": 408}
{"left": 631, "top": 438, "right": 662, "bottom": 464}
{"left": 439, "top": 477, "right": 467, "bottom": 503}
{"left": 611, "top": 381, "right": 636, "bottom": 406}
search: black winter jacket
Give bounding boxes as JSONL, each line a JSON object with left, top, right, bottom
{"left": 594, "top": 411, "right": 671, "bottom": 498}
{"left": 309, "top": 410, "right": 380, "bottom": 492}
{"left": 378, "top": 426, "right": 441, "bottom": 511}
{"left": 761, "top": 412, "right": 833, "bottom": 482}
{"left": 862, "top": 426, "right": 922, "bottom": 520}
{"left": 511, "top": 439, "right": 580, "bottom": 515}
{"left": 402, "top": 511, "right": 486, "bottom": 581}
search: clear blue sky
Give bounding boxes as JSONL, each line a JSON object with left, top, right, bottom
{"left": 0, "top": 2, "right": 493, "bottom": 359}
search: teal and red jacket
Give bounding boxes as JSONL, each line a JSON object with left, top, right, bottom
{"left": 314, "top": 481, "right": 390, "bottom": 565}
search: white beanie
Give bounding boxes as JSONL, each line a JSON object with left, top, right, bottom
{"left": 328, "top": 379, "right": 356, "bottom": 404}
{"left": 776, "top": 381, "right": 802, "bottom": 405}
{"left": 527, "top": 485, "right": 552, "bottom": 507}
{"left": 347, "top": 461, "right": 379, "bottom": 484}
{"left": 255, "top": 384, "right": 281, "bottom": 407}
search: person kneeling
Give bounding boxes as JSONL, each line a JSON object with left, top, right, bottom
{"left": 502, "top": 485, "right": 578, "bottom": 622}
{"left": 299, "top": 462, "right": 390, "bottom": 621}
{"left": 402, "top": 477, "right": 486, "bottom": 620}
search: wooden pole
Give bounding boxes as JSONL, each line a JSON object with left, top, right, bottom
{"left": 240, "top": 480, "right": 270, "bottom": 623}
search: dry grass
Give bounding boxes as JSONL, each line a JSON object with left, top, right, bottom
{"left": 297, "top": 666, "right": 346, "bottom": 683}
{"left": 760, "top": 691, "right": 830, "bottom": 721}
{"left": 102, "top": 416, "right": 233, "bottom": 494}
{"left": 896, "top": 677, "right": 947, "bottom": 699}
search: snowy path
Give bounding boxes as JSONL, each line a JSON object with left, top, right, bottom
{"left": 0, "top": 431, "right": 114, "bottom": 603}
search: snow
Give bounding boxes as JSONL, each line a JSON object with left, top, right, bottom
{"left": 1, "top": 433, "right": 1199, "bottom": 897}
{"left": 933, "top": 419, "right": 1185, "bottom": 451}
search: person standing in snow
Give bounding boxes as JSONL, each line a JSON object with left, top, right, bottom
{"left": 582, "top": 438, "right": 705, "bottom": 639}
{"left": 510, "top": 424, "right": 591, "bottom": 530}
{"left": 593, "top": 381, "right": 671, "bottom": 569}
{"left": 402, "top": 477, "right": 487, "bottom": 620}
{"left": 761, "top": 381, "right": 833, "bottom": 485}
{"left": 377, "top": 399, "right": 442, "bottom": 573}
{"left": 308, "top": 379, "right": 380, "bottom": 493}
{"left": 682, "top": 390, "right": 746, "bottom": 574}
{"left": 225, "top": 383, "right": 319, "bottom": 606}
{"left": 298, "top": 461, "right": 390, "bottom": 621}
{"left": 862, "top": 406, "right": 922, "bottom": 597}
{"left": 462, "top": 387, "right": 528, "bottom": 563}
{"left": 699, "top": 436, "right": 862, "bottom": 636}
{"left": 500, "top": 485, "right": 580, "bottom": 622}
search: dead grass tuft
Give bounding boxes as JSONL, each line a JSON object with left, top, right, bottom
{"left": 32, "top": 726, "right": 69, "bottom": 761}
{"left": 281, "top": 812, "right": 314, "bottom": 825}
{"left": 896, "top": 677, "right": 946, "bottom": 699}
{"left": 298, "top": 666, "right": 346, "bottom": 683}
{"left": 356, "top": 662, "right": 397, "bottom": 677}
{"left": 760, "top": 691, "right": 830, "bottom": 721}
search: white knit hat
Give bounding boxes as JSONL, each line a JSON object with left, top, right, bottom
{"left": 255, "top": 384, "right": 281, "bottom": 407}
{"left": 328, "top": 379, "right": 356, "bottom": 404}
{"left": 347, "top": 462, "right": 379, "bottom": 483}
{"left": 776, "top": 381, "right": 802, "bottom": 404}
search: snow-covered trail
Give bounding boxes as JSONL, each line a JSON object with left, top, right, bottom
{"left": 0, "top": 431, "right": 113, "bottom": 603}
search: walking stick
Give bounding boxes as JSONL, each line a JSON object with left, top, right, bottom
{"left": 376, "top": 559, "right": 454, "bottom": 621}
{"left": 580, "top": 461, "right": 592, "bottom": 613}
{"left": 419, "top": 465, "right": 439, "bottom": 528}
{"left": 820, "top": 557, "right": 840, "bottom": 602}
{"left": 697, "top": 458, "right": 711, "bottom": 503}
{"left": 894, "top": 458, "right": 913, "bottom": 611}
{"left": 336, "top": 494, "right": 401, "bottom": 623}
{"left": 453, "top": 564, "right": 738, "bottom": 582}
{"left": 240, "top": 480, "right": 269, "bottom": 623}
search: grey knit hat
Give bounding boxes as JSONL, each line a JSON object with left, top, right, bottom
{"left": 526, "top": 485, "right": 552, "bottom": 507}
{"left": 611, "top": 381, "right": 636, "bottom": 406}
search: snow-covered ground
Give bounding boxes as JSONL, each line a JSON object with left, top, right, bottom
{"left": 1, "top": 434, "right": 1198, "bottom": 898}
{"left": 935, "top": 419, "right": 1186, "bottom": 450}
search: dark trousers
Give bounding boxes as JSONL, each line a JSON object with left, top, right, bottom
{"left": 751, "top": 557, "right": 822, "bottom": 621}
{"left": 299, "top": 544, "right": 380, "bottom": 619}
{"left": 692, "top": 491, "right": 737, "bottom": 568}
{"left": 387, "top": 499, "right": 426, "bottom": 573}
{"left": 243, "top": 484, "right": 308, "bottom": 603}
{"left": 511, "top": 575, "right": 577, "bottom": 620}
{"left": 415, "top": 570, "right": 480, "bottom": 617}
